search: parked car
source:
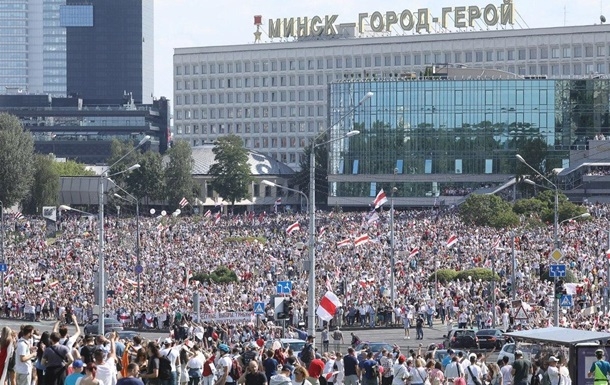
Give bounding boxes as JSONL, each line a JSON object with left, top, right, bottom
{"left": 433, "top": 349, "right": 466, "bottom": 368}
{"left": 475, "top": 329, "right": 507, "bottom": 350}
{"left": 264, "top": 338, "right": 306, "bottom": 353}
{"left": 105, "top": 330, "right": 140, "bottom": 341}
{"left": 445, "top": 329, "right": 479, "bottom": 349}
{"left": 497, "top": 343, "right": 541, "bottom": 364}
{"left": 354, "top": 342, "right": 396, "bottom": 360}
{"left": 84, "top": 317, "right": 124, "bottom": 335}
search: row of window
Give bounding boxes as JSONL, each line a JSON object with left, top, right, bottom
{"left": 175, "top": 104, "right": 325, "bottom": 121}
{"left": 175, "top": 121, "right": 324, "bottom": 135}
{"left": 175, "top": 73, "right": 338, "bottom": 90}
{"left": 176, "top": 44, "right": 610, "bottom": 76}
{"left": 175, "top": 89, "right": 326, "bottom": 106}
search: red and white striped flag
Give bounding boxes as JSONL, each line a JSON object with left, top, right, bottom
{"left": 337, "top": 239, "right": 351, "bottom": 248}
{"left": 316, "top": 291, "right": 341, "bottom": 321}
{"left": 367, "top": 212, "right": 379, "bottom": 224}
{"left": 275, "top": 197, "right": 282, "bottom": 206}
{"left": 372, "top": 189, "right": 388, "bottom": 209}
{"left": 446, "top": 234, "right": 458, "bottom": 247}
{"left": 409, "top": 247, "right": 419, "bottom": 258}
{"left": 354, "top": 234, "right": 370, "bottom": 246}
{"left": 179, "top": 197, "right": 189, "bottom": 208}
{"left": 125, "top": 278, "right": 140, "bottom": 288}
{"left": 4, "top": 267, "right": 14, "bottom": 283}
{"left": 48, "top": 281, "right": 59, "bottom": 288}
{"left": 204, "top": 210, "right": 211, "bottom": 218}
{"left": 33, "top": 277, "right": 43, "bottom": 285}
{"left": 319, "top": 227, "right": 327, "bottom": 237}
{"left": 13, "top": 212, "right": 23, "bottom": 220}
{"left": 214, "top": 212, "right": 221, "bottom": 224}
{"left": 493, "top": 237, "right": 502, "bottom": 250}
{"left": 286, "top": 222, "right": 300, "bottom": 234}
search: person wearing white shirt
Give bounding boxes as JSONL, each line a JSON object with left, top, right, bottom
{"left": 15, "top": 325, "right": 37, "bottom": 385}
{"left": 444, "top": 356, "right": 464, "bottom": 383}
{"left": 546, "top": 357, "right": 561, "bottom": 385}
{"left": 391, "top": 356, "right": 410, "bottom": 385}
{"left": 465, "top": 355, "right": 482, "bottom": 385}
{"left": 160, "top": 338, "right": 181, "bottom": 385}
{"left": 499, "top": 357, "right": 512, "bottom": 385}
{"left": 558, "top": 358, "right": 571, "bottom": 385}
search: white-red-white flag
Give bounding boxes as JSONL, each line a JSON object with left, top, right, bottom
{"left": 354, "top": 234, "right": 370, "bottom": 246}
{"left": 319, "top": 227, "right": 327, "bottom": 237}
{"left": 286, "top": 222, "right": 300, "bottom": 234}
{"left": 214, "top": 212, "right": 221, "bottom": 224}
{"left": 204, "top": 210, "right": 211, "bottom": 218}
{"left": 316, "top": 291, "right": 342, "bottom": 321}
{"left": 367, "top": 212, "right": 379, "bottom": 224}
{"left": 275, "top": 197, "right": 282, "bottom": 206}
{"left": 49, "top": 281, "right": 59, "bottom": 288}
{"left": 372, "top": 189, "right": 388, "bottom": 209}
{"left": 337, "top": 239, "right": 351, "bottom": 248}
{"left": 446, "top": 234, "right": 458, "bottom": 247}
{"left": 179, "top": 197, "right": 189, "bottom": 208}
{"left": 606, "top": 249, "right": 610, "bottom": 259}
{"left": 409, "top": 247, "right": 419, "bottom": 258}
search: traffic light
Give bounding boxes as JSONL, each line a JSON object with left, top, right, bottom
{"left": 555, "top": 279, "right": 564, "bottom": 298}
{"left": 276, "top": 298, "right": 293, "bottom": 320}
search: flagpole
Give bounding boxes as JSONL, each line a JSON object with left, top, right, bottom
{"left": 0, "top": 200, "right": 4, "bottom": 299}
{"left": 390, "top": 168, "right": 397, "bottom": 313}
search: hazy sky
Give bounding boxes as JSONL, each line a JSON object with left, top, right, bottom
{"left": 153, "top": 0, "right": 609, "bottom": 100}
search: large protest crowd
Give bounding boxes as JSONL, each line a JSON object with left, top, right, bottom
{"left": 1, "top": 200, "right": 610, "bottom": 334}
{"left": 3, "top": 200, "right": 610, "bottom": 385}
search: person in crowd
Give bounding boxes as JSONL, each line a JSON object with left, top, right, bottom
{"left": 588, "top": 348, "right": 610, "bottom": 384}
{"left": 237, "top": 361, "right": 266, "bottom": 385}
{"left": 42, "top": 332, "right": 74, "bottom": 385}
{"left": 117, "top": 363, "right": 145, "bottom": 385}
{"left": 65, "top": 360, "right": 85, "bottom": 385}
{"left": 80, "top": 363, "right": 101, "bottom": 385}
{"left": 510, "top": 351, "right": 531, "bottom": 385}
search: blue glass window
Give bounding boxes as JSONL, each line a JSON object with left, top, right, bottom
{"left": 60, "top": 5, "right": 93, "bottom": 27}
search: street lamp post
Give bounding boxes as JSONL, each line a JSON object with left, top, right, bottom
{"left": 307, "top": 91, "right": 373, "bottom": 336}
{"left": 516, "top": 154, "right": 559, "bottom": 326}
{"left": 98, "top": 136, "right": 149, "bottom": 334}
{"left": 390, "top": 175, "right": 397, "bottom": 309}
{"left": 113, "top": 189, "right": 141, "bottom": 303}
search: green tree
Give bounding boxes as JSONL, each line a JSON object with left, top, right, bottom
{"left": 459, "top": 194, "right": 519, "bottom": 228}
{"left": 127, "top": 151, "right": 165, "bottom": 202}
{"left": 209, "top": 135, "right": 253, "bottom": 210}
{"left": 164, "top": 140, "right": 195, "bottom": 209}
{"left": 0, "top": 113, "right": 35, "bottom": 206}
{"left": 21, "top": 154, "right": 59, "bottom": 214}
{"left": 53, "top": 160, "right": 96, "bottom": 176}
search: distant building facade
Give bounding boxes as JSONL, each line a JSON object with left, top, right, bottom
{"left": 0, "top": 94, "right": 170, "bottom": 164}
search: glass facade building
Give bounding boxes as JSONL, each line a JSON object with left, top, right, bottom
{"left": 328, "top": 78, "right": 610, "bottom": 205}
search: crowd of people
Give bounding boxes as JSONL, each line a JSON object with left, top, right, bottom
{"left": 3, "top": 316, "right": 606, "bottom": 385}
{"left": 2, "top": 201, "right": 610, "bottom": 334}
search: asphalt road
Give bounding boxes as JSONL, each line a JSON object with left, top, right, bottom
{"left": 2, "top": 317, "right": 499, "bottom": 362}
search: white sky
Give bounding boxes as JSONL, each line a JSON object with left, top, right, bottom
{"left": 153, "top": 0, "right": 610, "bottom": 100}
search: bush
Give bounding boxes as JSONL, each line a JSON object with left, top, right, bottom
{"left": 428, "top": 269, "right": 458, "bottom": 283}
{"left": 191, "top": 266, "right": 239, "bottom": 284}
{"left": 455, "top": 268, "right": 500, "bottom": 282}
{"left": 223, "top": 236, "right": 267, "bottom": 244}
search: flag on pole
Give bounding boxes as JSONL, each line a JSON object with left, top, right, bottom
{"left": 275, "top": 197, "right": 282, "bottom": 206}
{"left": 337, "top": 239, "right": 351, "bottom": 248}
{"left": 372, "top": 189, "right": 388, "bottom": 209}
{"left": 367, "top": 212, "right": 379, "bottom": 224}
{"left": 316, "top": 291, "right": 342, "bottom": 321}
{"left": 204, "top": 210, "right": 211, "bottom": 218}
{"left": 446, "top": 234, "right": 458, "bottom": 247}
{"left": 354, "top": 234, "right": 370, "bottom": 246}
{"left": 13, "top": 212, "right": 23, "bottom": 220}
{"left": 319, "top": 227, "right": 327, "bottom": 237}
{"left": 214, "top": 212, "right": 221, "bottom": 224}
{"left": 409, "top": 247, "right": 419, "bottom": 258}
{"left": 286, "top": 222, "right": 300, "bottom": 234}
{"left": 493, "top": 237, "right": 502, "bottom": 250}
{"left": 179, "top": 197, "right": 189, "bottom": 208}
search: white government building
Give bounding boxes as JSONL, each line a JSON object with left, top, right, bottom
{"left": 173, "top": 18, "right": 610, "bottom": 170}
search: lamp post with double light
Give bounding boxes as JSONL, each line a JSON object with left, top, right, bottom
{"left": 98, "top": 135, "right": 149, "bottom": 334}
{"left": 307, "top": 91, "right": 373, "bottom": 335}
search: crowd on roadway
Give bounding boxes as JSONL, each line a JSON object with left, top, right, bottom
{"left": 4, "top": 316, "right": 609, "bottom": 385}
{"left": 2, "top": 201, "right": 610, "bottom": 335}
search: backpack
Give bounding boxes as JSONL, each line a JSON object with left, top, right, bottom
{"left": 229, "top": 357, "right": 243, "bottom": 381}
{"left": 80, "top": 345, "right": 96, "bottom": 364}
{"left": 301, "top": 343, "right": 314, "bottom": 363}
{"left": 371, "top": 364, "right": 380, "bottom": 378}
{"left": 158, "top": 353, "right": 172, "bottom": 380}
{"left": 539, "top": 372, "right": 551, "bottom": 385}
